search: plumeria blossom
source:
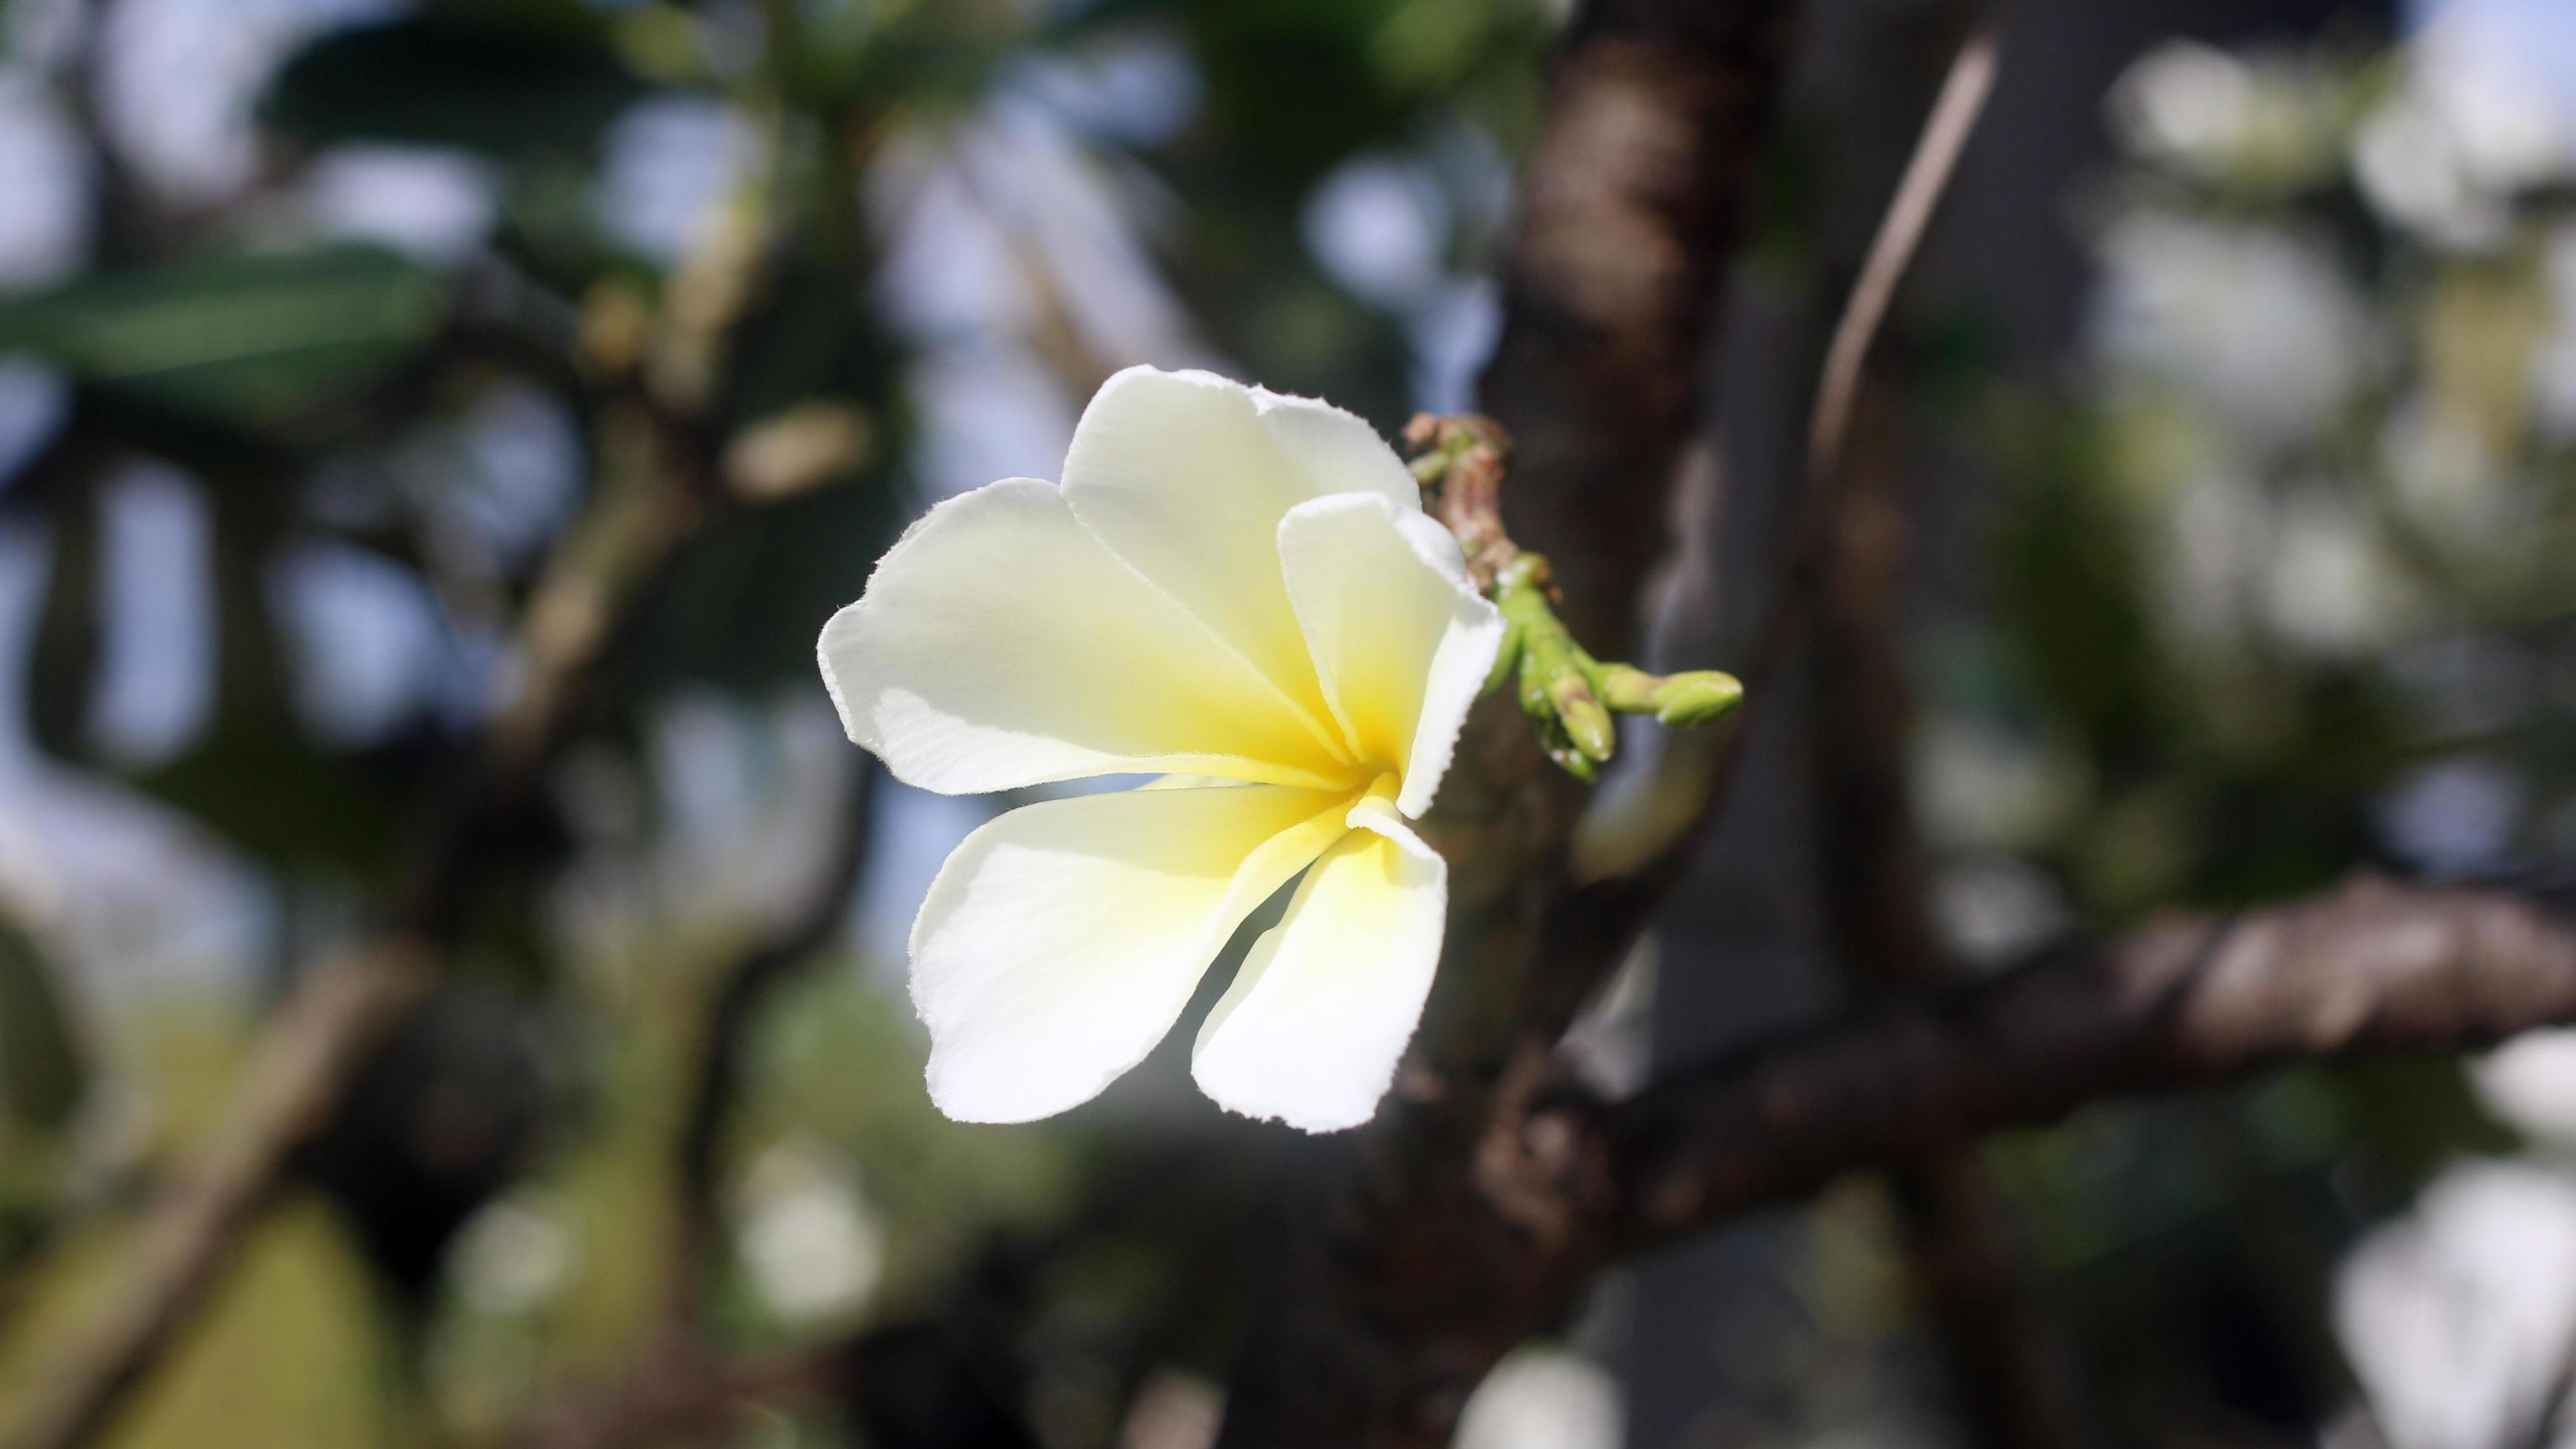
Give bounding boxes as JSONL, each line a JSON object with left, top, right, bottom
{"left": 818, "top": 367, "right": 1504, "bottom": 1131}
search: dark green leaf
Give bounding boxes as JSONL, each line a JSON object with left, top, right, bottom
{"left": 27, "top": 464, "right": 104, "bottom": 762}
{"left": 0, "top": 247, "right": 444, "bottom": 430}
{"left": 260, "top": 16, "right": 650, "bottom": 160}
{"left": 0, "top": 915, "right": 87, "bottom": 1137}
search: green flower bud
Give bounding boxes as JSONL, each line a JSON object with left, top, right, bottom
{"left": 1650, "top": 671, "right": 1744, "bottom": 727}
{"left": 1516, "top": 639, "right": 1553, "bottom": 719}
{"left": 1595, "top": 662, "right": 1661, "bottom": 713}
{"left": 1549, "top": 671, "right": 1615, "bottom": 761}
{"left": 1482, "top": 618, "right": 1524, "bottom": 696}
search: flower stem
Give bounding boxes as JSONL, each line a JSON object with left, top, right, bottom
{"left": 1408, "top": 413, "right": 1744, "bottom": 781}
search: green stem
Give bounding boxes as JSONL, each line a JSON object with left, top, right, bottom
{"left": 1477, "top": 552, "right": 1744, "bottom": 782}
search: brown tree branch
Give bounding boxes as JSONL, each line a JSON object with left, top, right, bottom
{"left": 6, "top": 325, "right": 762, "bottom": 1449}
{"left": 1542, "top": 5, "right": 2003, "bottom": 934}
{"left": 1811, "top": 387, "right": 2088, "bottom": 1449}
{"left": 543, "top": 872, "right": 2576, "bottom": 1449}
{"left": 3, "top": 945, "right": 438, "bottom": 1449}
{"left": 1789, "top": 16, "right": 2082, "bottom": 1443}
{"left": 1267, "top": 878, "right": 2576, "bottom": 1441}
{"left": 1800, "top": 18, "right": 2002, "bottom": 497}
{"left": 1604, "top": 878, "right": 2576, "bottom": 1250}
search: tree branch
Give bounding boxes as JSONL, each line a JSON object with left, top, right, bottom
{"left": 1792, "top": 16, "right": 2081, "bottom": 1443}
{"left": 5, "top": 293, "right": 771, "bottom": 1449}
{"left": 3, "top": 945, "right": 438, "bottom": 1449}
{"left": 1604, "top": 878, "right": 2576, "bottom": 1250}
{"left": 1266, "top": 877, "right": 2576, "bottom": 1416}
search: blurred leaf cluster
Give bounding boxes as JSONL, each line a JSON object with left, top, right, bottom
{"left": 1956, "top": 35, "right": 2576, "bottom": 924}
{"left": 1905, "top": 30, "right": 2576, "bottom": 1448}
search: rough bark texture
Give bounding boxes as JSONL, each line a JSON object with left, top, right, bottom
{"left": 1213, "top": 1, "right": 1802, "bottom": 1445}
{"left": 1485, "top": 1, "right": 1797, "bottom": 655}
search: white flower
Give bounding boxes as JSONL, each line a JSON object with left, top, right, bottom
{"left": 818, "top": 366, "right": 1504, "bottom": 1131}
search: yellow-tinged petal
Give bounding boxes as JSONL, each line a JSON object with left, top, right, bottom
{"left": 1275, "top": 493, "right": 1503, "bottom": 816}
{"left": 1060, "top": 367, "right": 1423, "bottom": 724}
{"left": 912, "top": 782, "right": 1355, "bottom": 1124}
{"left": 818, "top": 478, "right": 1355, "bottom": 795}
{"left": 1190, "top": 801, "right": 1447, "bottom": 1132}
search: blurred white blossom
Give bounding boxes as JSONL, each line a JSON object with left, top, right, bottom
{"left": 2381, "top": 397, "right": 2518, "bottom": 550}
{"left": 1911, "top": 716, "right": 2088, "bottom": 854}
{"left": 2259, "top": 490, "right": 2414, "bottom": 659}
{"left": 2475, "top": 1030, "right": 2576, "bottom": 1144}
{"left": 2336, "top": 1160, "right": 2576, "bottom": 1449}
{"left": 737, "top": 1139, "right": 886, "bottom": 1328}
{"left": 2354, "top": 4, "right": 2574, "bottom": 250}
{"left": 1930, "top": 855, "right": 2071, "bottom": 968}
{"left": 1454, "top": 1348, "right": 1622, "bottom": 1449}
{"left": 2159, "top": 469, "right": 2270, "bottom": 646}
{"left": 2092, "top": 213, "right": 2373, "bottom": 447}
{"left": 447, "top": 1194, "right": 577, "bottom": 1317}
{"left": 2109, "top": 41, "right": 2341, "bottom": 191}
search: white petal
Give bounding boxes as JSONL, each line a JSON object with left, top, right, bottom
{"left": 819, "top": 478, "right": 1354, "bottom": 795}
{"left": 1275, "top": 494, "right": 1503, "bottom": 818}
{"left": 912, "top": 782, "right": 1355, "bottom": 1124}
{"left": 1060, "top": 367, "right": 1423, "bottom": 725}
{"left": 1190, "top": 804, "right": 1448, "bottom": 1132}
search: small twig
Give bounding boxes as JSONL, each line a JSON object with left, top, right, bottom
{"left": 1806, "top": 25, "right": 2000, "bottom": 488}
{"left": 1569, "top": 11, "right": 2004, "bottom": 887}
{"left": 1804, "top": 68, "right": 2082, "bottom": 1449}
{"left": 1405, "top": 418, "right": 1743, "bottom": 782}
{"left": 1402, "top": 413, "right": 1519, "bottom": 591}
{"left": 1756, "top": 13, "right": 2003, "bottom": 690}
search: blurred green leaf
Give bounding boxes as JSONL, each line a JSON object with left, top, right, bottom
{"left": 0, "top": 248, "right": 444, "bottom": 430}
{"left": 623, "top": 475, "right": 904, "bottom": 698}
{"left": 27, "top": 470, "right": 104, "bottom": 763}
{"left": 260, "top": 16, "right": 650, "bottom": 160}
{"left": 0, "top": 916, "right": 86, "bottom": 1138}
{"left": 132, "top": 724, "right": 407, "bottom": 873}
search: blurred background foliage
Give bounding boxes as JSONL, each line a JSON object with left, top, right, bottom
{"left": 0, "top": 0, "right": 1553, "bottom": 1443}
{"left": 0, "top": 0, "right": 2572, "bottom": 1446}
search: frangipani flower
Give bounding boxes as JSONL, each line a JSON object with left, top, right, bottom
{"left": 818, "top": 367, "right": 1504, "bottom": 1132}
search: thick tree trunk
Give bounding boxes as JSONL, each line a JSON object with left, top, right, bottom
{"left": 1213, "top": 1, "right": 1803, "bottom": 1445}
